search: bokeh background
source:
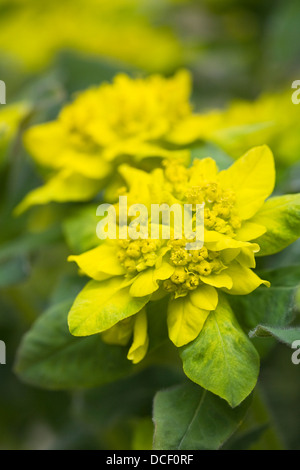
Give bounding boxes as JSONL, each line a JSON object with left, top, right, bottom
{"left": 0, "top": 0, "right": 300, "bottom": 449}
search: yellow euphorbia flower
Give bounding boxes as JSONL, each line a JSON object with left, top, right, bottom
{"left": 68, "top": 145, "right": 274, "bottom": 364}
{"left": 191, "top": 89, "right": 300, "bottom": 165}
{"left": 16, "top": 71, "right": 202, "bottom": 213}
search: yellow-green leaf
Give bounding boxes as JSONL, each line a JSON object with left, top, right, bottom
{"left": 251, "top": 194, "right": 300, "bottom": 256}
{"left": 68, "top": 278, "right": 150, "bottom": 336}
{"left": 180, "top": 296, "right": 260, "bottom": 407}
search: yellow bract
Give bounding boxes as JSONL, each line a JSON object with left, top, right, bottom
{"left": 69, "top": 145, "right": 273, "bottom": 361}
{"left": 194, "top": 89, "right": 300, "bottom": 165}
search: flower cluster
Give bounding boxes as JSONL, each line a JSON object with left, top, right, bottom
{"left": 68, "top": 145, "right": 274, "bottom": 363}
{"left": 17, "top": 71, "right": 202, "bottom": 213}
{"left": 195, "top": 88, "right": 300, "bottom": 165}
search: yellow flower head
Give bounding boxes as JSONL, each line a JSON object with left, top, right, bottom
{"left": 17, "top": 71, "right": 199, "bottom": 213}
{"left": 68, "top": 145, "right": 275, "bottom": 364}
{"left": 195, "top": 89, "right": 300, "bottom": 165}
{"left": 58, "top": 71, "right": 191, "bottom": 150}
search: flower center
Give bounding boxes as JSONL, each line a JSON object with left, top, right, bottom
{"left": 116, "top": 160, "right": 241, "bottom": 298}
{"left": 117, "top": 239, "right": 163, "bottom": 274}
{"left": 163, "top": 239, "right": 225, "bottom": 298}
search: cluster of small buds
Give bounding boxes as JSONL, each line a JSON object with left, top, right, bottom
{"left": 163, "top": 239, "right": 225, "bottom": 298}
{"left": 185, "top": 182, "right": 241, "bottom": 237}
{"left": 163, "top": 160, "right": 241, "bottom": 236}
{"left": 160, "top": 173, "right": 242, "bottom": 297}
{"left": 117, "top": 238, "right": 162, "bottom": 274}
{"left": 115, "top": 160, "right": 242, "bottom": 297}
{"left": 162, "top": 160, "right": 189, "bottom": 198}
{"left": 203, "top": 206, "right": 241, "bottom": 237}
{"left": 184, "top": 186, "right": 204, "bottom": 206}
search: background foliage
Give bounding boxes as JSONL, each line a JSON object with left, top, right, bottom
{"left": 0, "top": 0, "right": 299, "bottom": 450}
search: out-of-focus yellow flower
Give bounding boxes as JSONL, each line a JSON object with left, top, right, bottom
{"left": 0, "top": 0, "right": 183, "bottom": 73}
{"left": 16, "top": 71, "right": 202, "bottom": 213}
{"left": 193, "top": 89, "right": 300, "bottom": 165}
{"left": 67, "top": 146, "right": 276, "bottom": 363}
{"left": 0, "top": 102, "right": 30, "bottom": 165}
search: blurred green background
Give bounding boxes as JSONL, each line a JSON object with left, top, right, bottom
{"left": 0, "top": 0, "right": 300, "bottom": 450}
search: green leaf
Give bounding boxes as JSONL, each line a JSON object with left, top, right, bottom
{"left": 0, "top": 225, "right": 61, "bottom": 262}
{"left": 180, "top": 296, "right": 260, "bottom": 407}
{"left": 229, "top": 265, "right": 300, "bottom": 331}
{"left": 257, "top": 265, "right": 300, "bottom": 288}
{"left": 132, "top": 418, "right": 154, "bottom": 450}
{"left": 223, "top": 424, "right": 269, "bottom": 450}
{"left": 250, "top": 325, "right": 300, "bottom": 346}
{"left": 266, "top": 0, "right": 300, "bottom": 71}
{"left": 0, "top": 226, "right": 62, "bottom": 287}
{"left": 49, "top": 274, "right": 88, "bottom": 307}
{"left": 63, "top": 205, "right": 100, "bottom": 253}
{"left": 14, "top": 299, "right": 134, "bottom": 390}
{"left": 146, "top": 296, "right": 169, "bottom": 352}
{"left": 223, "top": 388, "right": 283, "bottom": 450}
{"left": 68, "top": 278, "right": 150, "bottom": 336}
{"left": 229, "top": 286, "right": 296, "bottom": 330}
{"left": 153, "top": 382, "right": 251, "bottom": 450}
{"left": 0, "top": 256, "right": 29, "bottom": 287}
{"left": 55, "top": 51, "right": 136, "bottom": 97}
{"left": 80, "top": 366, "right": 182, "bottom": 430}
{"left": 252, "top": 194, "right": 300, "bottom": 256}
